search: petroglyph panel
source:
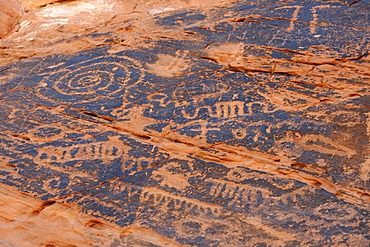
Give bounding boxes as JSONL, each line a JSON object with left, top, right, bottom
{"left": 0, "top": 0, "right": 369, "bottom": 246}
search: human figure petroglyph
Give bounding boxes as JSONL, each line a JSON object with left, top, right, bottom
{"left": 275, "top": 6, "right": 302, "bottom": 32}
{"left": 310, "top": 5, "right": 337, "bottom": 34}
{"left": 276, "top": 4, "right": 338, "bottom": 34}
{"left": 213, "top": 101, "right": 245, "bottom": 118}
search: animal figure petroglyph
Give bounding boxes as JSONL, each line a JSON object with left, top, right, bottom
{"left": 182, "top": 101, "right": 245, "bottom": 119}
{"left": 34, "top": 136, "right": 126, "bottom": 163}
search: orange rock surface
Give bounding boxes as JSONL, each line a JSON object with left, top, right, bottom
{"left": 0, "top": 0, "right": 369, "bottom": 246}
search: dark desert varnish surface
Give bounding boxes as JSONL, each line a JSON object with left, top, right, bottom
{"left": 0, "top": 0, "right": 369, "bottom": 246}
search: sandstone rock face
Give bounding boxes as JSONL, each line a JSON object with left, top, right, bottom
{"left": 0, "top": 0, "right": 369, "bottom": 246}
{"left": 20, "top": 0, "right": 61, "bottom": 10}
{"left": 0, "top": 0, "right": 24, "bottom": 38}
{"left": 0, "top": 183, "right": 123, "bottom": 246}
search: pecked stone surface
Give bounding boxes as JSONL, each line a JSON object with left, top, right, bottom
{"left": 0, "top": 0, "right": 369, "bottom": 246}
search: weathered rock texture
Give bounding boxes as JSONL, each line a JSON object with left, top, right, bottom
{"left": 0, "top": 0, "right": 24, "bottom": 38}
{"left": 0, "top": 0, "right": 369, "bottom": 246}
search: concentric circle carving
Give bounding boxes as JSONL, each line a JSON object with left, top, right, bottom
{"left": 37, "top": 54, "right": 144, "bottom": 106}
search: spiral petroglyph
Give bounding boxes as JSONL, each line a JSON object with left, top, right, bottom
{"left": 37, "top": 54, "right": 145, "bottom": 107}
